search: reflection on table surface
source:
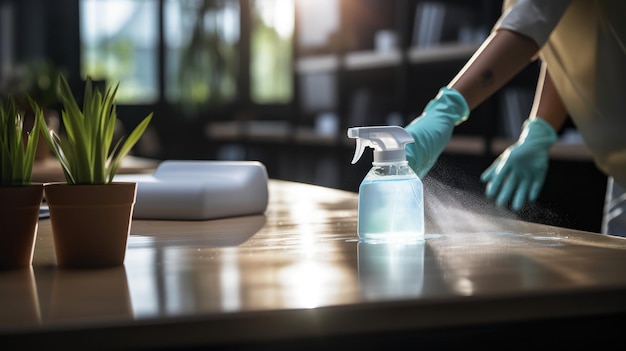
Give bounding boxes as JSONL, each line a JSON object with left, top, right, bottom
{"left": 2, "top": 179, "right": 626, "bottom": 349}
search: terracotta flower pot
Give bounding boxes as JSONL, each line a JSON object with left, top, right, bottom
{"left": 44, "top": 182, "right": 137, "bottom": 269}
{"left": 0, "top": 185, "right": 44, "bottom": 269}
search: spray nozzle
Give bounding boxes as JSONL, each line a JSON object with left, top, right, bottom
{"left": 347, "top": 126, "right": 414, "bottom": 164}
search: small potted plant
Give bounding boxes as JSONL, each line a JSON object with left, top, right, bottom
{"left": 0, "top": 96, "right": 44, "bottom": 269}
{"left": 38, "top": 74, "right": 153, "bottom": 269}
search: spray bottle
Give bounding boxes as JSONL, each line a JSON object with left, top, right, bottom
{"left": 347, "top": 126, "right": 424, "bottom": 242}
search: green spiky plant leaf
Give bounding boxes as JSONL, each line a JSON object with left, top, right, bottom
{"left": 0, "top": 96, "right": 41, "bottom": 186}
{"left": 38, "top": 74, "right": 153, "bottom": 185}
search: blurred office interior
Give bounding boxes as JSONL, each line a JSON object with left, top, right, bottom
{"left": 0, "top": 0, "right": 608, "bottom": 232}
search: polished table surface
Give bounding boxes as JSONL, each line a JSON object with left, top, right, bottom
{"left": 2, "top": 179, "right": 626, "bottom": 349}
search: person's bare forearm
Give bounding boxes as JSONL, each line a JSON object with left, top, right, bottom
{"left": 532, "top": 61, "right": 569, "bottom": 131}
{"left": 448, "top": 29, "right": 540, "bottom": 110}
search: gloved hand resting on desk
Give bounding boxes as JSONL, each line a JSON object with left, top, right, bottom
{"left": 481, "top": 117, "right": 557, "bottom": 211}
{"left": 405, "top": 87, "right": 470, "bottom": 178}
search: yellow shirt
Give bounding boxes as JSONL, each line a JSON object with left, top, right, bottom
{"left": 495, "top": 0, "right": 626, "bottom": 187}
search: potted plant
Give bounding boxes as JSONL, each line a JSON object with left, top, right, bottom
{"left": 0, "top": 96, "right": 44, "bottom": 269}
{"left": 38, "top": 74, "right": 153, "bottom": 269}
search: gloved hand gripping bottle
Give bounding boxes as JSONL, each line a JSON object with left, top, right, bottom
{"left": 348, "top": 126, "right": 424, "bottom": 243}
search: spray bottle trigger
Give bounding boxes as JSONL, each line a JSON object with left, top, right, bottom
{"left": 351, "top": 138, "right": 367, "bottom": 164}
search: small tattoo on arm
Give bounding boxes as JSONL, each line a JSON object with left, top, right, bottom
{"left": 481, "top": 70, "right": 495, "bottom": 87}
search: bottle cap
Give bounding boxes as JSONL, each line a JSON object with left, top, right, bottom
{"left": 347, "top": 126, "right": 414, "bottom": 164}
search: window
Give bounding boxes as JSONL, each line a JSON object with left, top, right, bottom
{"left": 250, "top": 0, "right": 294, "bottom": 104}
{"left": 80, "top": 0, "right": 159, "bottom": 103}
{"left": 164, "top": 0, "right": 239, "bottom": 111}
{"left": 80, "top": 0, "right": 294, "bottom": 111}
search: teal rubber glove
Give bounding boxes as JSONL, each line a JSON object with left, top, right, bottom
{"left": 480, "top": 117, "right": 557, "bottom": 211}
{"left": 405, "top": 87, "right": 469, "bottom": 178}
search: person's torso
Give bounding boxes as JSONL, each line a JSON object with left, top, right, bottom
{"left": 500, "top": 0, "right": 626, "bottom": 185}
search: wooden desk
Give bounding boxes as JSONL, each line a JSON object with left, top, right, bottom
{"left": 2, "top": 179, "right": 626, "bottom": 350}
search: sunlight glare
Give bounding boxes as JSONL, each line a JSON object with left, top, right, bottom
{"left": 257, "top": 0, "right": 294, "bottom": 38}
{"left": 81, "top": 0, "right": 135, "bottom": 41}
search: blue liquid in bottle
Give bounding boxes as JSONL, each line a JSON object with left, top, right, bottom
{"left": 358, "top": 163, "right": 424, "bottom": 243}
